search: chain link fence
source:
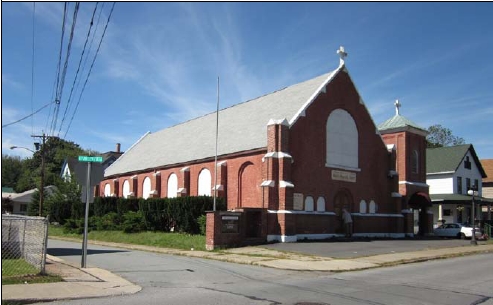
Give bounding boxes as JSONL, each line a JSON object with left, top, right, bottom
{"left": 2, "top": 214, "right": 49, "bottom": 277}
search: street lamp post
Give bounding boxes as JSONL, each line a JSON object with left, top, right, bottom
{"left": 467, "top": 184, "right": 478, "bottom": 245}
{"left": 10, "top": 143, "right": 45, "bottom": 217}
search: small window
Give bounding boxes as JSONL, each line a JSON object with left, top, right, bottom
{"left": 104, "top": 183, "right": 111, "bottom": 197}
{"left": 20, "top": 204, "right": 28, "bottom": 212}
{"left": 464, "top": 156, "right": 471, "bottom": 169}
{"left": 411, "top": 150, "right": 419, "bottom": 174}
{"left": 305, "top": 196, "right": 314, "bottom": 211}
{"left": 474, "top": 179, "right": 479, "bottom": 190}
{"left": 359, "top": 200, "right": 367, "bottom": 213}
{"left": 369, "top": 200, "right": 377, "bottom": 213}
{"left": 316, "top": 197, "right": 326, "bottom": 212}
{"left": 142, "top": 177, "right": 151, "bottom": 199}
{"left": 457, "top": 177, "right": 462, "bottom": 194}
{"left": 466, "top": 178, "right": 471, "bottom": 191}
{"left": 443, "top": 209, "right": 451, "bottom": 216}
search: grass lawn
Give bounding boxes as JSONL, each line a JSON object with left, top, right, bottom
{"left": 1, "top": 259, "right": 62, "bottom": 285}
{"left": 49, "top": 225, "right": 207, "bottom": 251}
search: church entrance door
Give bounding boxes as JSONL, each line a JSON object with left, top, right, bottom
{"left": 334, "top": 189, "right": 352, "bottom": 234}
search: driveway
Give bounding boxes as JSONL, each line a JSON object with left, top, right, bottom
{"left": 261, "top": 238, "right": 483, "bottom": 258}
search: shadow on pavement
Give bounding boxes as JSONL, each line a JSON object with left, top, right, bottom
{"left": 48, "top": 247, "right": 129, "bottom": 256}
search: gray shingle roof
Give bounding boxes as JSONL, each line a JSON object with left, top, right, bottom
{"left": 105, "top": 67, "right": 343, "bottom": 177}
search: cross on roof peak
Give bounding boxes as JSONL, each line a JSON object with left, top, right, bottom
{"left": 394, "top": 99, "right": 401, "bottom": 115}
{"left": 337, "top": 46, "right": 347, "bottom": 65}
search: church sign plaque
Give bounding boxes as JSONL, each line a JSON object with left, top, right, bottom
{"left": 293, "top": 193, "right": 303, "bottom": 210}
{"left": 331, "top": 170, "right": 356, "bottom": 183}
{"left": 221, "top": 215, "right": 239, "bottom": 233}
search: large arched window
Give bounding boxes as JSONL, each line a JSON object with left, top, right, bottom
{"left": 122, "top": 180, "right": 130, "bottom": 198}
{"left": 142, "top": 177, "right": 151, "bottom": 199}
{"left": 104, "top": 183, "right": 111, "bottom": 197}
{"left": 326, "top": 109, "right": 358, "bottom": 169}
{"left": 167, "top": 173, "right": 178, "bottom": 198}
{"left": 198, "top": 168, "right": 212, "bottom": 196}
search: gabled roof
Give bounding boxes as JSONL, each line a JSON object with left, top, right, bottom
{"left": 426, "top": 144, "right": 487, "bottom": 177}
{"left": 481, "top": 159, "right": 493, "bottom": 183}
{"left": 105, "top": 64, "right": 345, "bottom": 177}
{"left": 378, "top": 114, "right": 427, "bottom": 135}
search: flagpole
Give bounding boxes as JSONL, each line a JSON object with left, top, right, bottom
{"left": 213, "top": 77, "right": 219, "bottom": 211}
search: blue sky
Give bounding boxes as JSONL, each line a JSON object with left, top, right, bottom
{"left": 2, "top": 2, "right": 493, "bottom": 160}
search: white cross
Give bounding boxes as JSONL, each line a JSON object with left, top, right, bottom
{"left": 394, "top": 99, "right": 401, "bottom": 115}
{"left": 337, "top": 46, "right": 347, "bottom": 65}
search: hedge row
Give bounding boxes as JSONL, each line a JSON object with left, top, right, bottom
{"left": 91, "top": 196, "right": 226, "bottom": 234}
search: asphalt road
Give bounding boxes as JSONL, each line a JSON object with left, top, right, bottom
{"left": 40, "top": 239, "right": 493, "bottom": 305}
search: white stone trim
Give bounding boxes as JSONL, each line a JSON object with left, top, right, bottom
{"left": 279, "top": 180, "right": 294, "bottom": 188}
{"left": 131, "top": 175, "right": 138, "bottom": 180}
{"left": 388, "top": 170, "right": 398, "bottom": 177}
{"left": 177, "top": 188, "right": 187, "bottom": 193}
{"left": 212, "top": 184, "right": 224, "bottom": 191}
{"left": 267, "top": 210, "right": 336, "bottom": 215}
{"left": 263, "top": 151, "right": 293, "bottom": 160}
{"left": 110, "top": 193, "right": 117, "bottom": 197}
{"left": 392, "top": 192, "right": 402, "bottom": 197}
{"left": 401, "top": 209, "right": 413, "bottom": 214}
{"left": 153, "top": 171, "right": 161, "bottom": 177}
{"left": 180, "top": 166, "right": 190, "bottom": 172}
{"left": 399, "top": 181, "right": 429, "bottom": 188}
{"left": 149, "top": 190, "right": 158, "bottom": 195}
{"left": 427, "top": 171, "right": 455, "bottom": 175}
{"left": 267, "top": 118, "right": 289, "bottom": 126}
{"left": 113, "top": 178, "right": 119, "bottom": 182}
{"left": 325, "top": 164, "right": 361, "bottom": 172}
{"left": 260, "top": 180, "right": 275, "bottom": 187}
{"left": 351, "top": 213, "right": 404, "bottom": 218}
{"left": 266, "top": 235, "right": 297, "bottom": 243}
{"left": 217, "top": 161, "right": 227, "bottom": 166}
{"left": 386, "top": 144, "right": 396, "bottom": 152}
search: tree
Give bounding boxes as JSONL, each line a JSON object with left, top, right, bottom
{"left": 426, "top": 124, "right": 465, "bottom": 148}
{"left": 1, "top": 154, "right": 24, "bottom": 190}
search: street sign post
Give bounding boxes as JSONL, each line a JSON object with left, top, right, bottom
{"left": 78, "top": 156, "right": 103, "bottom": 268}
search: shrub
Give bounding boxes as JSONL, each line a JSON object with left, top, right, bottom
{"left": 122, "top": 211, "right": 146, "bottom": 233}
{"left": 63, "top": 218, "right": 84, "bottom": 234}
{"left": 197, "top": 215, "right": 207, "bottom": 235}
{"left": 96, "top": 212, "right": 121, "bottom": 231}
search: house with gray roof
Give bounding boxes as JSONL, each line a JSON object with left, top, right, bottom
{"left": 99, "top": 48, "right": 432, "bottom": 245}
{"left": 426, "top": 144, "right": 490, "bottom": 226}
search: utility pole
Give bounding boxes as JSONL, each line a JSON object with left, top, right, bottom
{"left": 32, "top": 133, "right": 46, "bottom": 217}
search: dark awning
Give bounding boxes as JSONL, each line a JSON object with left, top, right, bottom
{"left": 431, "top": 193, "right": 493, "bottom": 205}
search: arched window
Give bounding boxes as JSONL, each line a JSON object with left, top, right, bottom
{"left": 369, "top": 200, "right": 377, "bottom": 213}
{"left": 326, "top": 109, "right": 358, "bottom": 169}
{"left": 198, "top": 168, "right": 212, "bottom": 196}
{"left": 167, "top": 173, "right": 178, "bottom": 198}
{"left": 104, "top": 183, "right": 111, "bottom": 197}
{"left": 359, "top": 200, "right": 367, "bottom": 213}
{"left": 305, "top": 196, "right": 314, "bottom": 211}
{"left": 142, "top": 177, "right": 151, "bottom": 199}
{"left": 316, "top": 197, "right": 326, "bottom": 212}
{"left": 122, "top": 180, "right": 130, "bottom": 198}
{"left": 412, "top": 150, "right": 419, "bottom": 174}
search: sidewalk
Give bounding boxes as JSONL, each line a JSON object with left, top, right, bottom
{"left": 2, "top": 240, "right": 492, "bottom": 303}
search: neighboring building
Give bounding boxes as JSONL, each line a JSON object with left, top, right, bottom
{"left": 427, "top": 144, "right": 489, "bottom": 225}
{"left": 61, "top": 144, "right": 124, "bottom": 203}
{"left": 480, "top": 159, "right": 493, "bottom": 221}
{"left": 1, "top": 186, "right": 56, "bottom": 215}
{"left": 100, "top": 48, "right": 431, "bottom": 242}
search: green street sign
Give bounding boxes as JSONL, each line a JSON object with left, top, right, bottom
{"left": 78, "top": 156, "right": 103, "bottom": 163}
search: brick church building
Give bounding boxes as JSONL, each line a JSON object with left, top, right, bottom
{"left": 99, "top": 47, "right": 432, "bottom": 243}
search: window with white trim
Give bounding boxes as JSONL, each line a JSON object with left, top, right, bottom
{"left": 198, "top": 168, "right": 212, "bottom": 196}
{"left": 142, "top": 177, "right": 151, "bottom": 199}
{"left": 104, "top": 183, "right": 111, "bottom": 197}
{"left": 326, "top": 109, "right": 358, "bottom": 169}
{"left": 305, "top": 196, "right": 314, "bottom": 211}
{"left": 122, "top": 180, "right": 130, "bottom": 198}
{"left": 167, "top": 173, "right": 178, "bottom": 198}
{"left": 369, "top": 200, "right": 377, "bottom": 213}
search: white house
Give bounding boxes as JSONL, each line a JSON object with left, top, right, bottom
{"left": 426, "top": 144, "right": 488, "bottom": 225}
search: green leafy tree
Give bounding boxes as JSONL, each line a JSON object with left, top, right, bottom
{"left": 426, "top": 124, "right": 465, "bottom": 148}
{"left": 1, "top": 154, "right": 24, "bottom": 190}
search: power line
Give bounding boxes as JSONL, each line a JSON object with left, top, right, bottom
{"left": 65, "top": 2, "right": 116, "bottom": 138}
{"left": 31, "top": 2, "right": 36, "bottom": 136}
{"left": 2, "top": 101, "right": 56, "bottom": 128}
{"left": 50, "top": 2, "right": 80, "bottom": 136}
{"left": 58, "top": 2, "right": 99, "bottom": 137}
